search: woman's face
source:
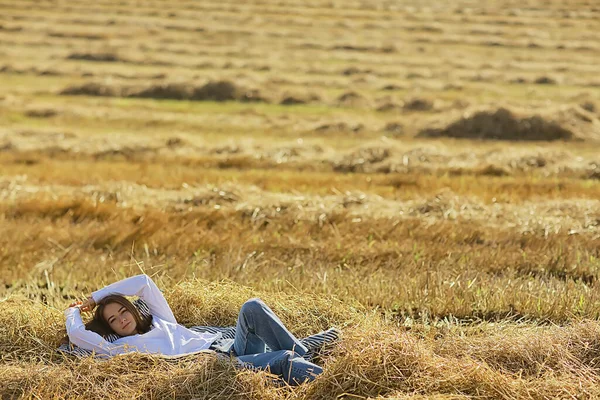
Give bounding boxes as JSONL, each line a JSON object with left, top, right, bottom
{"left": 102, "top": 302, "right": 138, "bottom": 336}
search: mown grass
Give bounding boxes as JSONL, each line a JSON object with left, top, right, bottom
{"left": 2, "top": 0, "right": 600, "bottom": 398}
{"left": 3, "top": 153, "right": 600, "bottom": 202}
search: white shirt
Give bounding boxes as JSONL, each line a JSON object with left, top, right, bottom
{"left": 64, "top": 274, "right": 221, "bottom": 357}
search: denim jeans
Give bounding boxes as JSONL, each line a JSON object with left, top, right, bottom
{"left": 232, "top": 298, "right": 323, "bottom": 385}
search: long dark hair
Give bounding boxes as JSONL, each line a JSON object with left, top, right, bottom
{"left": 60, "top": 295, "right": 152, "bottom": 345}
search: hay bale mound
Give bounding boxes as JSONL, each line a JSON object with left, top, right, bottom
{"left": 279, "top": 92, "right": 319, "bottom": 105}
{"left": 382, "top": 122, "right": 404, "bottom": 136}
{"left": 586, "top": 170, "right": 600, "bottom": 180}
{"left": 165, "top": 137, "right": 188, "bottom": 148}
{"left": 336, "top": 91, "right": 371, "bottom": 108}
{"left": 25, "top": 108, "right": 59, "bottom": 118}
{"left": 341, "top": 67, "right": 372, "bottom": 76}
{"left": 403, "top": 97, "right": 434, "bottom": 111}
{"left": 0, "top": 64, "right": 15, "bottom": 73}
{"left": 377, "top": 102, "right": 402, "bottom": 112}
{"left": 60, "top": 82, "right": 125, "bottom": 97}
{"left": 334, "top": 146, "right": 391, "bottom": 173}
{"left": 534, "top": 76, "right": 558, "bottom": 85}
{"left": 132, "top": 83, "right": 193, "bottom": 100}
{"left": 60, "top": 80, "right": 266, "bottom": 103}
{"left": 280, "top": 95, "right": 308, "bottom": 105}
{"left": 191, "top": 80, "right": 238, "bottom": 101}
{"left": 0, "top": 141, "right": 14, "bottom": 151}
{"left": 417, "top": 108, "right": 576, "bottom": 141}
{"left": 581, "top": 101, "right": 597, "bottom": 113}
{"left": 551, "top": 106, "right": 600, "bottom": 141}
{"left": 477, "top": 164, "right": 511, "bottom": 177}
{"left": 237, "top": 88, "right": 269, "bottom": 103}
{"left": 314, "top": 122, "right": 364, "bottom": 134}
{"left": 66, "top": 52, "right": 121, "bottom": 62}
{"left": 381, "top": 83, "right": 405, "bottom": 91}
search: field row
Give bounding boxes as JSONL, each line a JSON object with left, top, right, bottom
{"left": 2, "top": 180, "right": 600, "bottom": 322}
{"left": 6, "top": 281, "right": 600, "bottom": 399}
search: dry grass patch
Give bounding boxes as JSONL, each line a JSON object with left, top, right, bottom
{"left": 5, "top": 282, "right": 600, "bottom": 399}
{"left": 2, "top": 0, "right": 600, "bottom": 397}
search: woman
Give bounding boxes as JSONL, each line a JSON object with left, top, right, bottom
{"left": 65, "top": 274, "right": 322, "bottom": 385}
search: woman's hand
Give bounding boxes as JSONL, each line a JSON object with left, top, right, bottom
{"left": 68, "top": 297, "right": 96, "bottom": 312}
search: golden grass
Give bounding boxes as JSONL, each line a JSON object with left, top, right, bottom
{"left": 3, "top": 0, "right": 600, "bottom": 398}
{"left": 5, "top": 281, "right": 600, "bottom": 399}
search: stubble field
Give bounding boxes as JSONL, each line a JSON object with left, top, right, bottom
{"left": 1, "top": 0, "right": 600, "bottom": 398}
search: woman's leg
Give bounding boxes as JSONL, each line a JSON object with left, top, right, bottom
{"left": 233, "top": 298, "right": 308, "bottom": 356}
{"left": 236, "top": 350, "right": 322, "bottom": 385}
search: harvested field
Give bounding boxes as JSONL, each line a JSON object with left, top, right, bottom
{"left": 2, "top": 0, "right": 600, "bottom": 399}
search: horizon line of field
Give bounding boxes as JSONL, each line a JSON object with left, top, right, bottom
{"left": 4, "top": 7, "right": 598, "bottom": 40}
{"left": 5, "top": 0, "right": 599, "bottom": 24}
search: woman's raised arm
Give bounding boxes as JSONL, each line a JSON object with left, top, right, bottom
{"left": 91, "top": 274, "right": 177, "bottom": 323}
{"left": 65, "top": 306, "right": 129, "bottom": 356}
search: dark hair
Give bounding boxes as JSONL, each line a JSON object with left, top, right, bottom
{"left": 60, "top": 295, "right": 152, "bottom": 345}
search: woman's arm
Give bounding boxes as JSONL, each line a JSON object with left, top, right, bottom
{"left": 91, "top": 274, "right": 177, "bottom": 323}
{"left": 64, "top": 306, "right": 128, "bottom": 356}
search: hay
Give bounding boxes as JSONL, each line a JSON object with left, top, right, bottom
{"left": 165, "top": 137, "right": 188, "bottom": 148}
{"left": 336, "top": 91, "right": 371, "bottom": 108}
{"left": 417, "top": 107, "right": 577, "bottom": 141}
{"left": 376, "top": 102, "right": 402, "bottom": 112}
{"left": 237, "top": 88, "right": 269, "bottom": 103}
{"left": 66, "top": 52, "right": 122, "bottom": 62}
{"left": 534, "top": 76, "right": 558, "bottom": 85}
{"left": 382, "top": 122, "right": 404, "bottom": 136}
{"left": 403, "top": 97, "right": 434, "bottom": 111}
{"left": 381, "top": 83, "right": 406, "bottom": 91}
{"left": 280, "top": 95, "right": 308, "bottom": 105}
{"left": 341, "top": 67, "right": 372, "bottom": 76}
{"left": 59, "top": 80, "right": 268, "bottom": 103}
{"left": 477, "top": 164, "right": 511, "bottom": 177}
{"left": 0, "top": 141, "right": 14, "bottom": 151}
{"left": 132, "top": 83, "right": 194, "bottom": 100}
{"left": 581, "top": 101, "right": 597, "bottom": 113}
{"left": 314, "top": 122, "right": 364, "bottom": 134}
{"left": 60, "top": 82, "right": 126, "bottom": 97}
{"left": 334, "top": 146, "right": 391, "bottom": 173}
{"left": 279, "top": 92, "right": 319, "bottom": 105}
{"left": 191, "top": 81, "right": 239, "bottom": 102}
{"left": 24, "top": 108, "right": 59, "bottom": 118}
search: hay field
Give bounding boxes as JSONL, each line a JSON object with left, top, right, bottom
{"left": 2, "top": 0, "right": 600, "bottom": 398}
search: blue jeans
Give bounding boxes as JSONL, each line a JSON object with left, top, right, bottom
{"left": 232, "top": 298, "right": 323, "bottom": 385}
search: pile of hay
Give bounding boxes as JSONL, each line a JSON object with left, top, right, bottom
{"left": 403, "top": 97, "right": 434, "bottom": 111}
{"left": 66, "top": 52, "right": 123, "bottom": 62}
{"left": 60, "top": 81, "right": 268, "bottom": 103}
{"left": 417, "top": 107, "right": 599, "bottom": 141}
{"left": 279, "top": 92, "right": 320, "bottom": 105}
{"left": 25, "top": 107, "right": 59, "bottom": 118}
{"left": 134, "top": 83, "right": 194, "bottom": 100}
{"left": 313, "top": 122, "right": 364, "bottom": 134}
{"left": 335, "top": 91, "right": 371, "bottom": 108}
{"left": 382, "top": 122, "right": 404, "bottom": 136}
{"left": 333, "top": 146, "right": 391, "bottom": 173}
{"left": 60, "top": 82, "right": 127, "bottom": 97}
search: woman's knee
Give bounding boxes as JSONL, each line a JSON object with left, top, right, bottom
{"left": 240, "top": 298, "right": 266, "bottom": 315}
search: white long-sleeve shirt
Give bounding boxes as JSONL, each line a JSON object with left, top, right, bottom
{"left": 64, "top": 274, "right": 221, "bottom": 357}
